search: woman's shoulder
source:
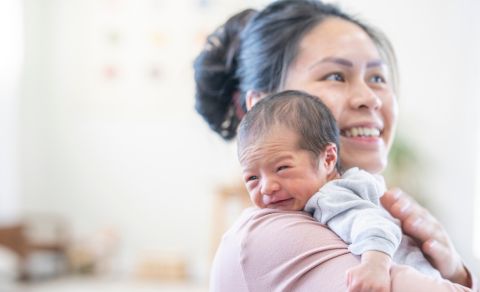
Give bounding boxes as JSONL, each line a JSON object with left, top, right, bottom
{"left": 212, "top": 207, "right": 358, "bottom": 291}
{"left": 235, "top": 207, "right": 340, "bottom": 238}
{"left": 235, "top": 207, "right": 352, "bottom": 259}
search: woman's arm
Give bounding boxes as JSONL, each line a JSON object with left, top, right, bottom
{"left": 231, "top": 208, "right": 475, "bottom": 291}
{"left": 381, "top": 188, "right": 476, "bottom": 289}
{"left": 391, "top": 265, "right": 474, "bottom": 292}
{"left": 238, "top": 209, "right": 358, "bottom": 291}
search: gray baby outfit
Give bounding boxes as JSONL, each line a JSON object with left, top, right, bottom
{"left": 304, "top": 167, "right": 441, "bottom": 278}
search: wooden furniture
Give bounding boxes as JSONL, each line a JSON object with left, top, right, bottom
{"left": 0, "top": 224, "right": 28, "bottom": 279}
{"left": 0, "top": 215, "right": 68, "bottom": 281}
{"left": 211, "top": 180, "right": 251, "bottom": 258}
{"left": 135, "top": 252, "right": 187, "bottom": 281}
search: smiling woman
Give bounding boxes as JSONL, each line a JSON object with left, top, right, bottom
{"left": 267, "top": 17, "right": 398, "bottom": 174}
{"left": 194, "top": 0, "right": 478, "bottom": 291}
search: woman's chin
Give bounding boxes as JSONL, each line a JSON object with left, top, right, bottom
{"left": 339, "top": 137, "right": 390, "bottom": 173}
{"left": 341, "top": 153, "right": 387, "bottom": 174}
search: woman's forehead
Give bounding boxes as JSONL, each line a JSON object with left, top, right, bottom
{"left": 294, "top": 17, "right": 381, "bottom": 67}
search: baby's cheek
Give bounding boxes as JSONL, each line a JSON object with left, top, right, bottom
{"left": 250, "top": 192, "right": 262, "bottom": 208}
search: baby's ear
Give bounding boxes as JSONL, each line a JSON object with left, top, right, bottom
{"left": 323, "top": 143, "right": 338, "bottom": 174}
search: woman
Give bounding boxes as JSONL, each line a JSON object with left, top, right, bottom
{"left": 194, "top": 0, "right": 477, "bottom": 291}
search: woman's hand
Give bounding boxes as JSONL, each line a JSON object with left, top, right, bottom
{"left": 380, "top": 188, "right": 471, "bottom": 287}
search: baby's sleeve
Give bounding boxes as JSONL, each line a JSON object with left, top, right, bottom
{"left": 304, "top": 168, "right": 402, "bottom": 257}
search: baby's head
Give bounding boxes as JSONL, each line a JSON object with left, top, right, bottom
{"left": 237, "top": 90, "right": 340, "bottom": 210}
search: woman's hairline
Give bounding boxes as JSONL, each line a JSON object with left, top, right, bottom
{"left": 268, "top": 16, "right": 399, "bottom": 95}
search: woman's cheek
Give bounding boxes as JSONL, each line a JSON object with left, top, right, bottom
{"left": 306, "top": 85, "right": 345, "bottom": 118}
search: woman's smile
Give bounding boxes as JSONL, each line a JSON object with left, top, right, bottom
{"left": 340, "top": 122, "right": 384, "bottom": 148}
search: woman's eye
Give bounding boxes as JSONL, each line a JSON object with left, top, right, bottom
{"left": 324, "top": 73, "right": 344, "bottom": 82}
{"left": 246, "top": 175, "right": 258, "bottom": 182}
{"left": 369, "top": 75, "right": 386, "bottom": 84}
{"left": 277, "top": 165, "right": 290, "bottom": 172}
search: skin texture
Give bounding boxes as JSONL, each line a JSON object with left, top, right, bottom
{"left": 245, "top": 17, "right": 470, "bottom": 287}
{"left": 239, "top": 126, "right": 337, "bottom": 211}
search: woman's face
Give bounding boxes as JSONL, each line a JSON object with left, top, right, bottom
{"left": 249, "top": 18, "right": 398, "bottom": 173}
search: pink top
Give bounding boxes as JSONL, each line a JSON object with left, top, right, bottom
{"left": 210, "top": 207, "right": 478, "bottom": 292}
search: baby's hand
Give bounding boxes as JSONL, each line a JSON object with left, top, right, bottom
{"left": 346, "top": 251, "right": 391, "bottom": 292}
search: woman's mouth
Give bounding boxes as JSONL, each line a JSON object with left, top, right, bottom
{"left": 341, "top": 126, "right": 382, "bottom": 138}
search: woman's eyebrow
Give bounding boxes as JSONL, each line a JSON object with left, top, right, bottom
{"left": 309, "top": 57, "right": 353, "bottom": 70}
{"left": 367, "top": 60, "right": 385, "bottom": 68}
{"left": 309, "top": 57, "right": 385, "bottom": 70}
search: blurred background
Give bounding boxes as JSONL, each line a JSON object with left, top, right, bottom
{"left": 0, "top": 0, "right": 479, "bottom": 291}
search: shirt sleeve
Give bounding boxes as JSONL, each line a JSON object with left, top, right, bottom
{"left": 240, "top": 209, "right": 360, "bottom": 292}
{"left": 304, "top": 169, "right": 401, "bottom": 257}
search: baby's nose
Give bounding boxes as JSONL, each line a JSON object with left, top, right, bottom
{"left": 260, "top": 177, "right": 280, "bottom": 196}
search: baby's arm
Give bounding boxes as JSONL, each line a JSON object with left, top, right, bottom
{"left": 305, "top": 186, "right": 399, "bottom": 291}
{"left": 305, "top": 182, "right": 402, "bottom": 256}
{"left": 304, "top": 169, "right": 401, "bottom": 292}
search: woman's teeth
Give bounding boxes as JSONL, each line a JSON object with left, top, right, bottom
{"left": 343, "top": 127, "right": 380, "bottom": 137}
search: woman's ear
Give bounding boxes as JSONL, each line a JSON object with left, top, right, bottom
{"left": 323, "top": 143, "right": 338, "bottom": 177}
{"left": 245, "top": 90, "right": 267, "bottom": 110}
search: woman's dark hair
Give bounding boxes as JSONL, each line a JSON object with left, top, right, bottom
{"left": 194, "top": 0, "right": 397, "bottom": 140}
{"left": 237, "top": 90, "right": 341, "bottom": 171}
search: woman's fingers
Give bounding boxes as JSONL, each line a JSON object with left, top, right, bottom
{"left": 381, "top": 188, "right": 470, "bottom": 286}
{"left": 381, "top": 189, "right": 418, "bottom": 222}
{"left": 422, "top": 239, "right": 468, "bottom": 285}
{"left": 379, "top": 188, "right": 401, "bottom": 212}
{"left": 382, "top": 189, "right": 443, "bottom": 243}
{"left": 403, "top": 212, "right": 445, "bottom": 243}
{"left": 422, "top": 240, "right": 448, "bottom": 268}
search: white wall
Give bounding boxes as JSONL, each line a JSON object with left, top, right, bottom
{"left": 19, "top": 0, "right": 270, "bottom": 282}
{"left": 0, "top": 0, "right": 22, "bottom": 225}
{"left": 18, "top": 0, "right": 479, "bottom": 283}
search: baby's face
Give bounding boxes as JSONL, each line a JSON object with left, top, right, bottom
{"left": 239, "top": 127, "right": 330, "bottom": 211}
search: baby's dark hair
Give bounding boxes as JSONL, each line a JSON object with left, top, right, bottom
{"left": 237, "top": 90, "right": 341, "bottom": 171}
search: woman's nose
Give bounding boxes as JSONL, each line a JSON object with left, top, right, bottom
{"left": 349, "top": 81, "right": 382, "bottom": 110}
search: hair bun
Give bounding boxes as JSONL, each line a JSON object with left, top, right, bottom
{"left": 194, "top": 9, "right": 257, "bottom": 140}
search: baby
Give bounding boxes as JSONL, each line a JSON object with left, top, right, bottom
{"left": 236, "top": 90, "right": 440, "bottom": 291}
